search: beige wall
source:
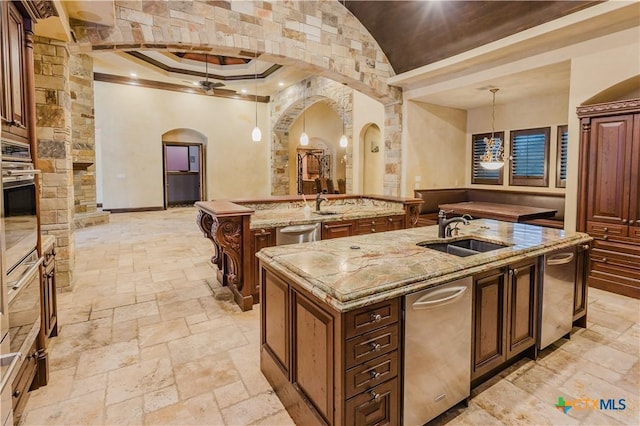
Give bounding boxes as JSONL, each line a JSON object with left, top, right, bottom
{"left": 94, "top": 82, "right": 270, "bottom": 209}
{"left": 404, "top": 101, "right": 467, "bottom": 196}
{"left": 353, "top": 90, "right": 385, "bottom": 194}
{"left": 362, "top": 124, "right": 383, "bottom": 194}
{"left": 466, "top": 91, "right": 569, "bottom": 193}
{"left": 287, "top": 101, "right": 346, "bottom": 195}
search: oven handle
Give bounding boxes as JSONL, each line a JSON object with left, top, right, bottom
{"left": 8, "top": 256, "right": 44, "bottom": 291}
{"left": 3, "top": 169, "right": 41, "bottom": 176}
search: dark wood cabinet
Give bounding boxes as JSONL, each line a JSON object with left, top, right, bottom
{"left": 472, "top": 260, "right": 538, "bottom": 382}
{"left": 386, "top": 214, "right": 405, "bottom": 231}
{"left": 1, "top": 1, "right": 29, "bottom": 141}
{"left": 573, "top": 243, "right": 590, "bottom": 326}
{"left": 41, "top": 242, "right": 58, "bottom": 341}
{"left": 11, "top": 338, "right": 39, "bottom": 424}
{"left": 578, "top": 101, "right": 640, "bottom": 298}
{"left": 249, "top": 228, "right": 275, "bottom": 304}
{"left": 322, "top": 220, "right": 354, "bottom": 239}
{"left": 261, "top": 266, "right": 400, "bottom": 425}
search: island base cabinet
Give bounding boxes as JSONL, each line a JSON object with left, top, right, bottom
{"left": 472, "top": 260, "right": 538, "bottom": 383}
{"left": 260, "top": 264, "right": 400, "bottom": 426}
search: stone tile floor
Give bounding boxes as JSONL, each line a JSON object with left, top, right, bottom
{"left": 20, "top": 208, "right": 639, "bottom": 425}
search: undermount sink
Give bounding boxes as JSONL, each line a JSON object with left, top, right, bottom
{"left": 313, "top": 211, "right": 339, "bottom": 215}
{"left": 417, "top": 238, "right": 508, "bottom": 257}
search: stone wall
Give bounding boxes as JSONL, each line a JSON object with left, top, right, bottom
{"left": 33, "top": 36, "right": 74, "bottom": 289}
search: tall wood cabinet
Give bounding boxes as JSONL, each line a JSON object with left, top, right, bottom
{"left": 578, "top": 100, "right": 640, "bottom": 299}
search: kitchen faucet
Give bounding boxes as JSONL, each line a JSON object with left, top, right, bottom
{"left": 316, "top": 193, "right": 328, "bottom": 212}
{"left": 438, "top": 210, "right": 470, "bottom": 238}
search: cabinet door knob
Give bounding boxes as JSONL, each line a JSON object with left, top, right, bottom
{"left": 602, "top": 257, "right": 608, "bottom": 263}
{"left": 13, "top": 390, "right": 20, "bottom": 398}
{"left": 622, "top": 219, "right": 627, "bottom": 224}
{"left": 370, "top": 313, "right": 382, "bottom": 323}
{"left": 603, "top": 235, "right": 609, "bottom": 240}
{"left": 370, "top": 342, "right": 381, "bottom": 352}
{"left": 579, "top": 244, "right": 590, "bottom": 251}
{"left": 371, "top": 228, "right": 375, "bottom": 233}
{"left": 369, "top": 390, "right": 382, "bottom": 403}
{"left": 369, "top": 370, "right": 381, "bottom": 380}
{"left": 629, "top": 219, "right": 635, "bottom": 225}
{"left": 603, "top": 227, "right": 609, "bottom": 232}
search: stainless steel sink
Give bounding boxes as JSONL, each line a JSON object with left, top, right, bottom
{"left": 417, "top": 238, "right": 507, "bottom": 257}
{"left": 312, "top": 211, "right": 339, "bottom": 215}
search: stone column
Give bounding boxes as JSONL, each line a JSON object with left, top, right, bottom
{"left": 33, "top": 36, "right": 74, "bottom": 290}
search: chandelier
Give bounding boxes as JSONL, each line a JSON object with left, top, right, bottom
{"left": 480, "top": 88, "right": 505, "bottom": 170}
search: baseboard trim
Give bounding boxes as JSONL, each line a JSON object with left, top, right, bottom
{"left": 104, "top": 206, "right": 164, "bottom": 213}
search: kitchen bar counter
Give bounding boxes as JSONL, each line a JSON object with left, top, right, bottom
{"left": 257, "top": 219, "right": 592, "bottom": 312}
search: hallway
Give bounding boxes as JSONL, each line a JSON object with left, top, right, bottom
{"left": 20, "top": 208, "right": 639, "bottom": 425}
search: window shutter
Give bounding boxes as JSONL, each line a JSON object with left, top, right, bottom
{"left": 556, "top": 125, "right": 568, "bottom": 188}
{"left": 509, "top": 127, "right": 550, "bottom": 187}
{"left": 471, "top": 132, "right": 504, "bottom": 185}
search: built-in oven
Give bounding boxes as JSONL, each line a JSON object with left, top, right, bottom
{"left": 1, "top": 140, "right": 39, "bottom": 274}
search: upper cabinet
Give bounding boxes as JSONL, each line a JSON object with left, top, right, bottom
{"left": 1, "top": 1, "right": 29, "bottom": 142}
{"left": 578, "top": 100, "right": 640, "bottom": 299}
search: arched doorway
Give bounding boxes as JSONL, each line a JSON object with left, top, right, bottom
{"left": 360, "top": 123, "right": 383, "bottom": 194}
{"left": 162, "top": 129, "right": 207, "bottom": 208}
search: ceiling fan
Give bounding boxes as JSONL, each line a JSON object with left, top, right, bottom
{"left": 194, "top": 54, "right": 224, "bottom": 93}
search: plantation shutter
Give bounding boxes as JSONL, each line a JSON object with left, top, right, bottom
{"left": 471, "top": 132, "right": 504, "bottom": 185}
{"left": 509, "top": 127, "right": 550, "bottom": 187}
{"left": 556, "top": 125, "right": 568, "bottom": 188}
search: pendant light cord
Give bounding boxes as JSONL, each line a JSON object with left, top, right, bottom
{"left": 254, "top": 51, "right": 258, "bottom": 124}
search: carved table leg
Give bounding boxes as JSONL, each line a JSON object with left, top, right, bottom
{"left": 215, "top": 217, "right": 254, "bottom": 311}
{"left": 197, "top": 209, "right": 224, "bottom": 283}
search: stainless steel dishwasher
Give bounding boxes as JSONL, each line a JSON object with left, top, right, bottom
{"left": 404, "top": 276, "right": 472, "bottom": 425}
{"left": 538, "top": 247, "right": 576, "bottom": 349}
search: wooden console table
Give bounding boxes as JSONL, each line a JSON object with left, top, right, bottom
{"left": 439, "top": 201, "right": 557, "bottom": 223}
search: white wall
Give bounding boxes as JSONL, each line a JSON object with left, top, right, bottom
{"left": 353, "top": 90, "right": 385, "bottom": 194}
{"left": 94, "top": 82, "right": 270, "bottom": 209}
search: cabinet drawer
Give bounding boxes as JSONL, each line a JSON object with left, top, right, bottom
{"left": 12, "top": 346, "right": 38, "bottom": 415}
{"left": 344, "top": 299, "right": 399, "bottom": 339}
{"left": 591, "top": 243, "right": 640, "bottom": 271}
{"left": 587, "top": 221, "right": 627, "bottom": 239}
{"left": 631, "top": 226, "right": 640, "bottom": 239}
{"left": 345, "top": 324, "right": 398, "bottom": 369}
{"left": 345, "top": 377, "right": 399, "bottom": 426}
{"left": 355, "top": 217, "right": 389, "bottom": 235}
{"left": 345, "top": 351, "right": 398, "bottom": 399}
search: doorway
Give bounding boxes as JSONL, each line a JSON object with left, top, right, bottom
{"left": 162, "top": 143, "right": 204, "bottom": 208}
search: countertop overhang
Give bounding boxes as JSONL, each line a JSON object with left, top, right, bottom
{"left": 257, "top": 219, "right": 592, "bottom": 312}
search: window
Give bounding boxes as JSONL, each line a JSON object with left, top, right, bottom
{"left": 509, "top": 127, "right": 550, "bottom": 187}
{"left": 556, "top": 125, "right": 568, "bottom": 188}
{"left": 471, "top": 132, "right": 504, "bottom": 185}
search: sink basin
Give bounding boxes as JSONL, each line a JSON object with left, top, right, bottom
{"left": 417, "top": 238, "right": 508, "bottom": 257}
{"left": 313, "top": 211, "right": 339, "bottom": 215}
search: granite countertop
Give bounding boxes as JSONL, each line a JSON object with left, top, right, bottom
{"left": 256, "top": 219, "right": 593, "bottom": 312}
{"left": 250, "top": 205, "right": 405, "bottom": 229}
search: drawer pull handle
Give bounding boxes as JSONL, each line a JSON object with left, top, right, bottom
{"left": 603, "top": 235, "right": 609, "bottom": 240}
{"left": 370, "top": 370, "right": 381, "bottom": 380}
{"left": 370, "top": 342, "right": 381, "bottom": 352}
{"left": 579, "top": 244, "right": 590, "bottom": 251}
{"left": 371, "top": 221, "right": 375, "bottom": 225}
{"left": 369, "top": 390, "right": 382, "bottom": 403}
{"left": 630, "top": 219, "right": 635, "bottom": 225}
{"left": 371, "top": 228, "right": 375, "bottom": 232}
{"left": 13, "top": 390, "right": 20, "bottom": 398}
{"left": 603, "top": 227, "right": 608, "bottom": 232}
{"left": 602, "top": 257, "right": 608, "bottom": 263}
{"left": 370, "top": 313, "right": 382, "bottom": 323}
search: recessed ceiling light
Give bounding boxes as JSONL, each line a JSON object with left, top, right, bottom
{"left": 241, "top": 89, "right": 248, "bottom": 93}
{"left": 130, "top": 72, "right": 137, "bottom": 78}
{"left": 278, "top": 82, "right": 284, "bottom": 87}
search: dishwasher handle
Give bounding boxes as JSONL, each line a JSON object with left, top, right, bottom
{"left": 279, "top": 224, "right": 318, "bottom": 234}
{"left": 412, "top": 286, "right": 468, "bottom": 310}
{"left": 546, "top": 252, "right": 574, "bottom": 265}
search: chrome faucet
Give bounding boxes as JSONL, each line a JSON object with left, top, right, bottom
{"left": 316, "top": 193, "right": 328, "bottom": 212}
{"left": 438, "top": 210, "right": 470, "bottom": 238}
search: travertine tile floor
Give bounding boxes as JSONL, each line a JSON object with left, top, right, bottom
{"left": 20, "top": 208, "right": 639, "bottom": 425}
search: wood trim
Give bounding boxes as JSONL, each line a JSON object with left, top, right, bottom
{"left": 93, "top": 72, "right": 270, "bottom": 103}
{"left": 577, "top": 118, "right": 591, "bottom": 232}
{"left": 103, "top": 206, "right": 164, "bottom": 213}
{"left": 577, "top": 99, "right": 640, "bottom": 118}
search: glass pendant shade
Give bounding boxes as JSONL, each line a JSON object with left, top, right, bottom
{"left": 480, "top": 88, "right": 505, "bottom": 170}
{"left": 252, "top": 126, "right": 262, "bottom": 142}
{"left": 300, "top": 132, "right": 309, "bottom": 146}
{"left": 339, "top": 134, "right": 348, "bottom": 148}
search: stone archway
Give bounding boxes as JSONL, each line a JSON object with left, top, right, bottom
{"left": 271, "top": 76, "right": 352, "bottom": 195}
{"left": 69, "top": 0, "right": 404, "bottom": 196}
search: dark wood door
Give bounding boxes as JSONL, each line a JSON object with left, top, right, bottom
{"left": 472, "top": 269, "right": 507, "bottom": 380}
{"left": 506, "top": 260, "right": 537, "bottom": 358}
{"left": 292, "top": 291, "right": 334, "bottom": 424}
{"left": 2, "top": 2, "right": 27, "bottom": 139}
{"left": 586, "top": 114, "right": 634, "bottom": 229}
{"left": 345, "top": 377, "right": 398, "bottom": 426}
{"left": 261, "top": 270, "right": 289, "bottom": 375}
{"left": 250, "top": 228, "right": 275, "bottom": 303}
{"left": 322, "top": 220, "right": 353, "bottom": 239}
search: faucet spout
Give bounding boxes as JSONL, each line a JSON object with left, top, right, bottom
{"left": 316, "top": 193, "right": 328, "bottom": 212}
{"left": 438, "top": 210, "right": 470, "bottom": 238}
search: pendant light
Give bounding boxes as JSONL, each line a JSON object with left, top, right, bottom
{"left": 480, "top": 88, "right": 505, "bottom": 170}
{"left": 300, "top": 81, "right": 309, "bottom": 146}
{"left": 339, "top": 83, "right": 348, "bottom": 148}
{"left": 251, "top": 50, "right": 262, "bottom": 142}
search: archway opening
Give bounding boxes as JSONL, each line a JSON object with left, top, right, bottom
{"left": 161, "top": 128, "right": 207, "bottom": 208}
{"left": 360, "top": 123, "right": 383, "bottom": 194}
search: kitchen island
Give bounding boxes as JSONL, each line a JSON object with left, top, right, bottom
{"left": 256, "top": 220, "right": 592, "bottom": 425}
{"left": 196, "top": 195, "right": 422, "bottom": 310}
